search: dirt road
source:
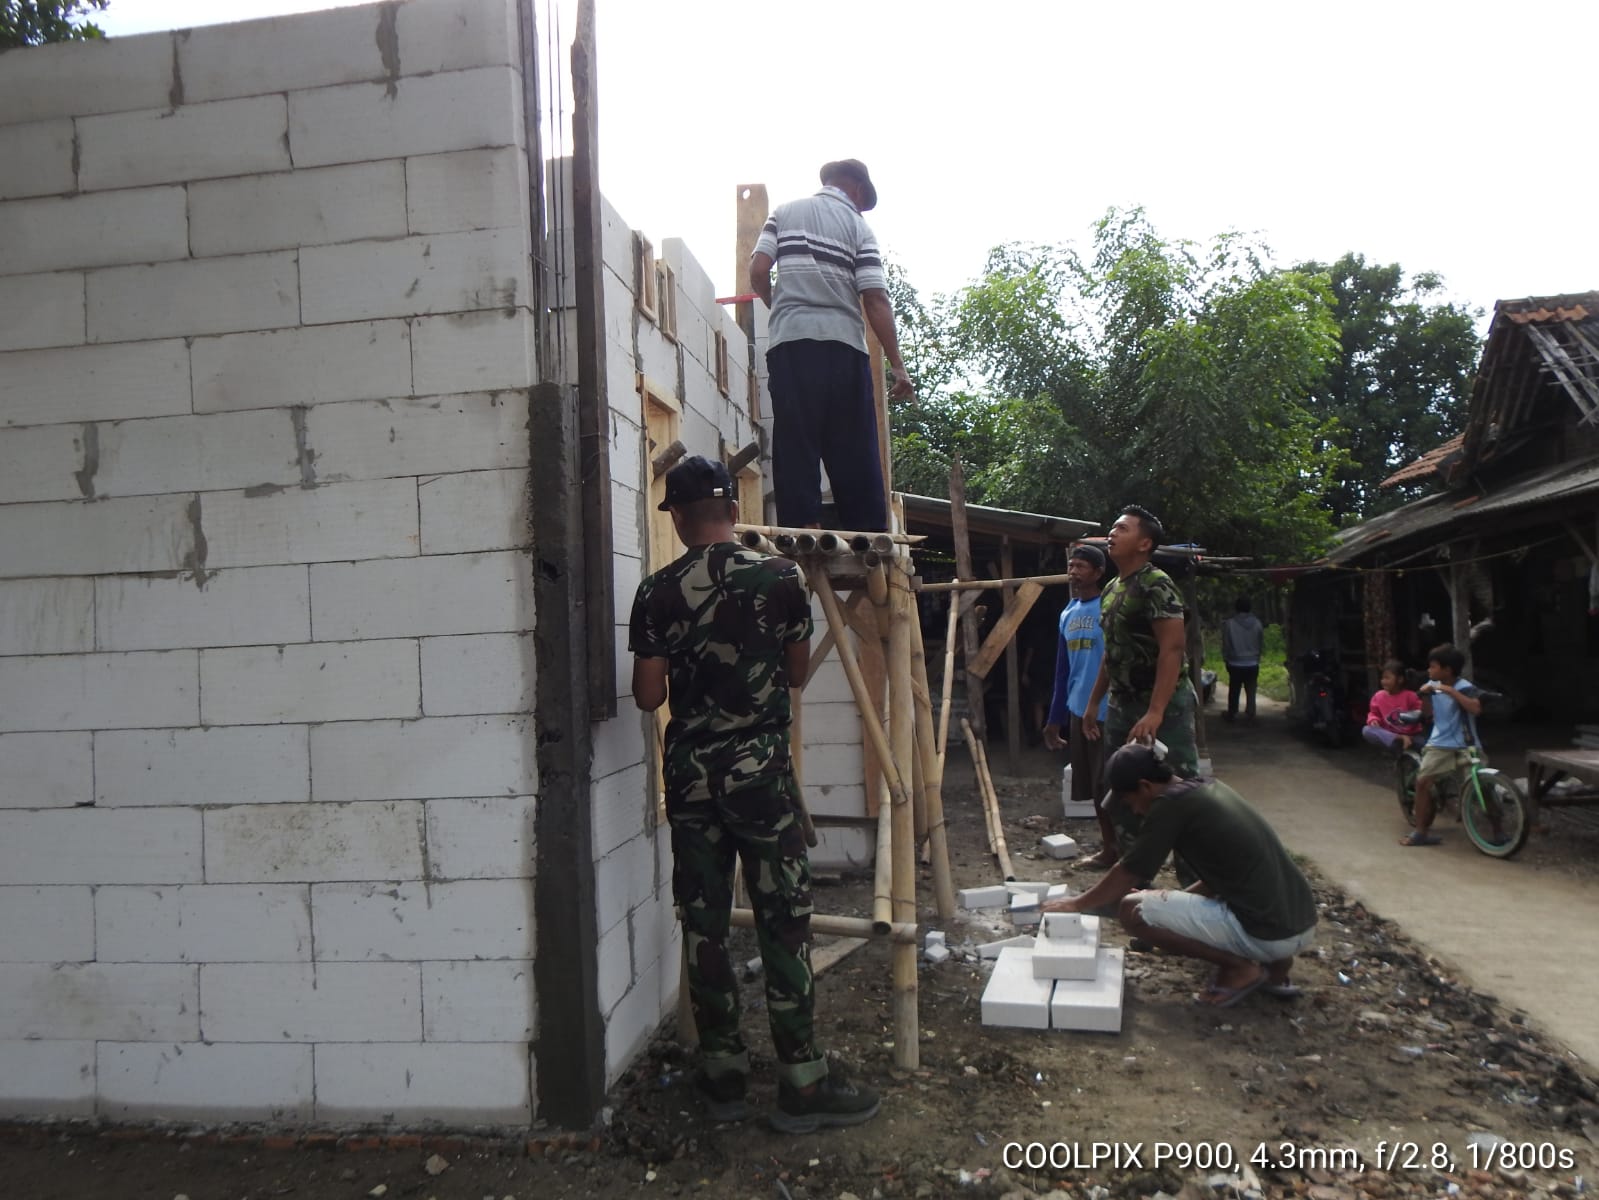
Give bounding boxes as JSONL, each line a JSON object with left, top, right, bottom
{"left": 1210, "top": 700, "right": 1599, "bottom": 1067}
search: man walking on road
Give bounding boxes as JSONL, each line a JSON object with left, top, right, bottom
{"left": 1221, "top": 596, "right": 1265, "bottom": 723}
{"left": 630, "top": 455, "right": 879, "bottom": 1133}
{"left": 749, "top": 159, "right": 913, "bottom": 532}
{"left": 1043, "top": 544, "right": 1118, "bottom": 866}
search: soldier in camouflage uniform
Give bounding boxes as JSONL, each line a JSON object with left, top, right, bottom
{"left": 1082, "top": 505, "right": 1201, "bottom": 881}
{"left": 1082, "top": 504, "right": 1199, "bottom": 771}
{"left": 629, "top": 456, "right": 879, "bottom": 1134}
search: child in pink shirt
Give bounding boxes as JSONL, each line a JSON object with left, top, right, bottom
{"left": 1362, "top": 660, "right": 1423, "bottom": 750}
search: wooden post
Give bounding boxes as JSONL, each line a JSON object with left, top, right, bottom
{"left": 734, "top": 184, "right": 768, "bottom": 349}
{"left": 1001, "top": 540, "right": 1022, "bottom": 774}
{"left": 963, "top": 717, "right": 1013, "bottom": 880}
{"left": 569, "top": 0, "right": 615, "bottom": 720}
{"left": 1448, "top": 556, "right": 1473, "bottom": 678}
{"left": 909, "top": 606, "right": 957, "bottom": 919}
{"left": 887, "top": 564, "right": 919, "bottom": 1070}
{"left": 949, "top": 456, "right": 985, "bottom": 743}
{"left": 864, "top": 317, "right": 891, "bottom": 520}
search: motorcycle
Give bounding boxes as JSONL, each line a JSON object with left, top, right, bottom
{"left": 1298, "top": 648, "right": 1348, "bottom": 747}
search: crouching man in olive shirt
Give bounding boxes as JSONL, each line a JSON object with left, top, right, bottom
{"left": 1043, "top": 744, "right": 1318, "bottom": 1008}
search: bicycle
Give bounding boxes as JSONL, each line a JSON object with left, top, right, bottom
{"left": 1393, "top": 689, "right": 1530, "bottom": 858}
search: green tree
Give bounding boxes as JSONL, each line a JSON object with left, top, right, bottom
{"left": 1, "top": 0, "right": 108, "bottom": 50}
{"left": 1294, "top": 252, "right": 1481, "bottom": 524}
{"left": 891, "top": 209, "right": 1352, "bottom": 563}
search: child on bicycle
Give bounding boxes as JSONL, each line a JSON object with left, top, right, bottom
{"left": 1362, "top": 659, "right": 1423, "bottom": 751}
{"left": 1401, "top": 643, "right": 1481, "bottom": 847}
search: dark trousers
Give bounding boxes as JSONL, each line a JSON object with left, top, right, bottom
{"left": 767, "top": 339, "right": 887, "bottom": 532}
{"left": 1068, "top": 713, "right": 1117, "bottom": 855}
{"left": 1226, "top": 664, "right": 1259, "bottom": 719}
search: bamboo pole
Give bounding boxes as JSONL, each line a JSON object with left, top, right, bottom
{"left": 949, "top": 457, "right": 985, "bottom": 743}
{"left": 730, "top": 906, "right": 917, "bottom": 943}
{"left": 909, "top": 608, "right": 956, "bottom": 919}
{"left": 789, "top": 686, "right": 817, "bottom": 847}
{"left": 963, "top": 717, "right": 997, "bottom": 853}
{"left": 734, "top": 523, "right": 923, "bottom": 546}
{"left": 935, "top": 598, "right": 959, "bottom": 763}
{"left": 963, "top": 717, "right": 1014, "bottom": 880}
{"left": 887, "top": 567, "right": 919, "bottom": 1070}
{"left": 810, "top": 573, "right": 916, "bottom": 818}
{"left": 864, "top": 553, "right": 890, "bottom": 607}
{"left": 918, "top": 573, "right": 1075, "bottom": 593}
{"left": 738, "top": 530, "right": 779, "bottom": 554}
{"left": 676, "top": 940, "right": 698, "bottom": 1046}
{"left": 872, "top": 779, "right": 892, "bottom": 933}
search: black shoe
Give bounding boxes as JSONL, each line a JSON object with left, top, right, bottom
{"left": 696, "top": 1071, "right": 756, "bottom": 1123}
{"left": 770, "top": 1063, "right": 880, "bottom": 1134}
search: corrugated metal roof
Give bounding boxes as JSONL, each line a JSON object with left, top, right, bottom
{"left": 1327, "top": 457, "right": 1599, "bottom": 565}
{"left": 900, "top": 493, "right": 1098, "bottom": 545}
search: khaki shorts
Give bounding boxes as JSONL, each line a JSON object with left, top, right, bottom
{"left": 1416, "top": 746, "right": 1472, "bottom": 781}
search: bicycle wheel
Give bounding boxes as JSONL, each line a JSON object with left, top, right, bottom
{"left": 1395, "top": 753, "right": 1419, "bottom": 825}
{"left": 1461, "top": 768, "right": 1530, "bottom": 859}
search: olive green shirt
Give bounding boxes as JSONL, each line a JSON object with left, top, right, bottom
{"left": 1119, "top": 778, "right": 1317, "bottom": 941}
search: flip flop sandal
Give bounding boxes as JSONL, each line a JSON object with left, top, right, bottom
{"left": 1263, "top": 982, "right": 1303, "bottom": 999}
{"left": 1194, "top": 971, "right": 1268, "bottom": 1009}
{"left": 1399, "top": 831, "right": 1442, "bottom": 846}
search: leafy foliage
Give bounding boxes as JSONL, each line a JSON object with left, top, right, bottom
{"left": 892, "top": 208, "right": 1369, "bottom": 563}
{"left": 1294, "top": 253, "right": 1481, "bottom": 523}
{"left": 1, "top": 0, "right": 108, "bottom": 50}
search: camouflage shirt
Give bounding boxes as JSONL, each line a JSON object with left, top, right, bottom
{"left": 628, "top": 542, "right": 813, "bottom": 801}
{"left": 1099, "top": 562, "right": 1188, "bottom": 706}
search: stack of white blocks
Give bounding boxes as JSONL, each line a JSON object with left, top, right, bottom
{"left": 980, "top": 912, "right": 1126, "bottom": 1033}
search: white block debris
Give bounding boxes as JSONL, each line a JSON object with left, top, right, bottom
{"left": 1049, "top": 946, "right": 1126, "bottom": 1032}
{"left": 958, "top": 884, "right": 1009, "bottom": 910}
{"left": 1040, "top": 833, "right": 1079, "bottom": 860}
{"left": 979, "top": 946, "right": 1053, "bottom": 1030}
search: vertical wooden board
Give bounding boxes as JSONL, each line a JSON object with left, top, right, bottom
{"left": 734, "top": 182, "right": 769, "bottom": 401}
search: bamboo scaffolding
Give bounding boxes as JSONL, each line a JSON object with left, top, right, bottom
{"left": 738, "top": 530, "right": 780, "bottom": 554}
{"left": 918, "top": 572, "right": 1074, "bottom": 593}
{"left": 962, "top": 716, "right": 1014, "bottom": 880}
{"left": 887, "top": 567, "right": 920, "bottom": 1069}
{"left": 730, "top": 906, "right": 917, "bottom": 943}
{"left": 810, "top": 574, "right": 917, "bottom": 821}
{"left": 734, "top": 522, "right": 924, "bottom": 547}
{"left": 908, "top": 608, "right": 956, "bottom": 918}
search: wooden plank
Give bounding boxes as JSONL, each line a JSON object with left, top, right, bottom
{"left": 967, "top": 580, "right": 1045, "bottom": 679}
{"left": 811, "top": 936, "right": 870, "bottom": 976}
{"left": 735, "top": 184, "right": 769, "bottom": 350}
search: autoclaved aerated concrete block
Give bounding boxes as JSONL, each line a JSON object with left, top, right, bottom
{"left": 957, "top": 884, "right": 1009, "bottom": 910}
{"left": 0, "top": 187, "right": 189, "bottom": 278}
{"left": 980, "top": 946, "right": 1053, "bottom": 1030}
{"left": 977, "top": 934, "right": 1034, "bottom": 960}
{"left": 77, "top": 95, "right": 290, "bottom": 192}
{"left": 1049, "top": 946, "right": 1126, "bottom": 1032}
{"left": 1032, "top": 915, "right": 1101, "bottom": 981}
{"left": 1041, "top": 833, "right": 1079, "bottom": 859}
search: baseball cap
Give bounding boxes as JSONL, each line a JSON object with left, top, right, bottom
{"left": 658, "top": 454, "right": 734, "bottom": 511}
{"left": 1069, "top": 543, "right": 1106, "bottom": 571}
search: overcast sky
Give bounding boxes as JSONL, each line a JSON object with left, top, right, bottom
{"left": 98, "top": 0, "right": 1599, "bottom": 321}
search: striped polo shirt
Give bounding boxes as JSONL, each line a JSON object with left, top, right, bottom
{"left": 753, "top": 186, "right": 888, "bottom": 354}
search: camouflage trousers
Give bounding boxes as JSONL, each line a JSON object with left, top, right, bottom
{"left": 668, "top": 770, "right": 829, "bottom": 1088}
{"left": 1105, "top": 682, "right": 1200, "bottom": 885}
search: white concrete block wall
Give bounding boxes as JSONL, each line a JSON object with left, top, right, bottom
{"left": 0, "top": 0, "right": 543, "bottom": 1127}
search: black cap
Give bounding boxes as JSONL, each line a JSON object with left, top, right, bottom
{"left": 658, "top": 454, "right": 733, "bottom": 512}
{"left": 820, "top": 158, "right": 877, "bottom": 211}
{"left": 1069, "top": 543, "right": 1106, "bottom": 571}
{"left": 1104, "top": 743, "right": 1164, "bottom": 796}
